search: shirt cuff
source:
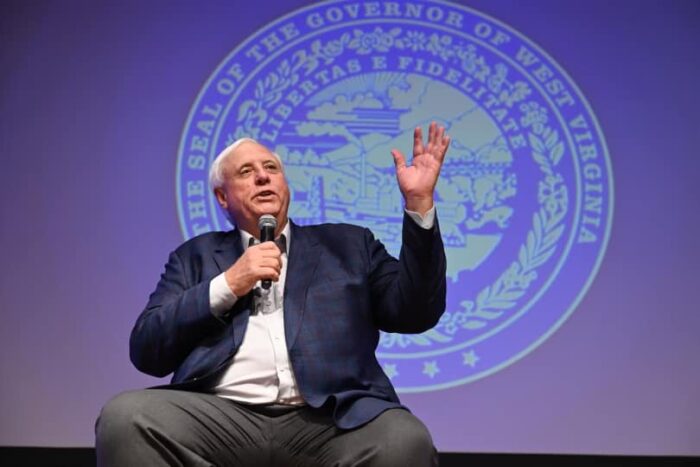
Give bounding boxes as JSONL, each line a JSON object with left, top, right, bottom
{"left": 405, "top": 205, "right": 436, "bottom": 230}
{"left": 209, "top": 272, "right": 238, "bottom": 318}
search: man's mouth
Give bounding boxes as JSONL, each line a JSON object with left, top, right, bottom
{"left": 255, "top": 190, "right": 275, "bottom": 199}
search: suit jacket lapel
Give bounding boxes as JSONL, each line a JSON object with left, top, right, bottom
{"left": 284, "top": 222, "right": 320, "bottom": 349}
{"left": 213, "top": 229, "right": 243, "bottom": 273}
{"left": 212, "top": 229, "right": 251, "bottom": 348}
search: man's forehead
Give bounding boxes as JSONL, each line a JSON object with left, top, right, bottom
{"left": 226, "top": 142, "right": 278, "bottom": 166}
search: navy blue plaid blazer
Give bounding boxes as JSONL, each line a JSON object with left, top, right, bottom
{"left": 130, "top": 213, "right": 446, "bottom": 429}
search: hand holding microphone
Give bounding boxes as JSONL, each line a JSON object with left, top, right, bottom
{"left": 223, "top": 215, "right": 282, "bottom": 296}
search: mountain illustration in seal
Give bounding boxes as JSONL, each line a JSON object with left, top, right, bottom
{"left": 276, "top": 72, "right": 516, "bottom": 280}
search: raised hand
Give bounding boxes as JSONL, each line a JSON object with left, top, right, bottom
{"left": 224, "top": 242, "right": 282, "bottom": 297}
{"left": 391, "top": 121, "right": 450, "bottom": 215}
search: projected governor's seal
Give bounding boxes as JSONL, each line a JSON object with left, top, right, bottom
{"left": 177, "top": 0, "right": 613, "bottom": 392}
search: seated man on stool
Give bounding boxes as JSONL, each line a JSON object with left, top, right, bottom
{"left": 96, "top": 122, "right": 450, "bottom": 466}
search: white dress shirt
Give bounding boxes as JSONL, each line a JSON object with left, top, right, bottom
{"left": 209, "top": 222, "right": 304, "bottom": 405}
{"left": 207, "top": 208, "right": 435, "bottom": 405}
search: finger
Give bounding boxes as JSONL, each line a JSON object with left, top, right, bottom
{"left": 436, "top": 125, "right": 445, "bottom": 145}
{"left": 437, "top": 134, "right": 451, "bottom": 162}
{"left": 428, "top": 121, "right": 437, "bottom": 145}
{"left": 413, "top": 127, "right": 424, "bottom": 158}
{"left": 430, "top": 125, "right": 445, "bottom": 155}
{"left": 259, "top": 257, "right": 282, "bottom": 272}
{"left": 257, "top": 267, "right": 280, "bottom": 282}
{"left": 258, "top": 251, "right": 283, "bottom": 268}
{"left": 442, "top": 128, "right": 450, "bottom": 146}
{"left": 391, "top": 149, "right": 407, "bottom": 171}
{"left": 435, "top": 126, "right": 450, "bottom": 160}
{"left": 256, "top": 242, "right": 282, "bottom": 254}
{"left": 248, "top": 245, "right": 282, "bottom": 265}
{"left": 251, "top": 261, "right": 282, "bottom": 281}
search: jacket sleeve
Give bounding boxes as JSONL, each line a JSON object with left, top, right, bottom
{"left": 129, "top": 248, "right": 227, "bottom": 377}
{"left": 368, "top": 211, "right": 447, "bottom": 333}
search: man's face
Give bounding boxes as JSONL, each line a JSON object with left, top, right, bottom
{"left": 214, "top": 141, "right": 290, "bottom": 235}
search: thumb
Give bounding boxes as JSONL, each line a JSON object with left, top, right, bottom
{"left": 391, "top": 149, "right": 407, "bottom": 171}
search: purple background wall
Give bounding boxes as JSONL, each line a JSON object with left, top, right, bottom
{"left": 1, "top": 0, "right": 698, "bottom": 455}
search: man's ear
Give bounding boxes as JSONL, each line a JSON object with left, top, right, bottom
{"left": 214, "top": 188, "right": 227, "bottom": 209}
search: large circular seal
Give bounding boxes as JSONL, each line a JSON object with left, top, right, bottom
{"left": 177, "top": 0, "right": 613, "bottom": 392}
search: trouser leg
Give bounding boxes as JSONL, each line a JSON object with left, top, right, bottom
{"left": 95, "top": 389, "right": 271, "bottom": 467}
{"left": 96, "top": 390, "right": 437, "bottom": 467}
{"left": 276, "top": 408, "right": 438, "bottom": 467}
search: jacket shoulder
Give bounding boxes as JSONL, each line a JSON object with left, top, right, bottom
{"left": 172, "top": 230, "right": 232, "bottom": 256}
{"left": 299, "top": 222, "right": 367, "bottom": 235}
{"left": 295, "top": 222, "right": 372, "bottom": 243}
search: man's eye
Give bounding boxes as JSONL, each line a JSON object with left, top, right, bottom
{"left": 265, "top": 163, "right": 279, "bottom": 172}
{"left": 240, "top": 168, "right": 252, "bottom": 176}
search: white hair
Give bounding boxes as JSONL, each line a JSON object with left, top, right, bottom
{"left": 208, "top": 137, "right": 283, "bottom": 190}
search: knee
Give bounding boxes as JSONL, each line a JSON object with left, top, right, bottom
{"left": 95, "top": 390, "right": 153, "bottom": 442}
{"left": 373, "top": 412, "right": 437, "bottom": 466}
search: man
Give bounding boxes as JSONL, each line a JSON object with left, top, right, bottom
{"left": 96, "top": 122, "right": 450, "bottom": 466}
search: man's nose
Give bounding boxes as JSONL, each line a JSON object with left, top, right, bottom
{"left": 254, "top": 168, "right": 270, "bottom": 184}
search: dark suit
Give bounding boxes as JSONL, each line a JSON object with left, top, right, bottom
{"left": 129, "top": 213, "right": 446, "bottom": 429}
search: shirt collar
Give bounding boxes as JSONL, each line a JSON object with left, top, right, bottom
{"left": 239, "top": 221, "right": 291, "bottom": 254}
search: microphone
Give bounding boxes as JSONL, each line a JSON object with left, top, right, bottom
{"left": 258, "top": 214, "right": 277, "bottom": 290}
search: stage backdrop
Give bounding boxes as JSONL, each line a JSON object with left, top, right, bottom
{"left": 1, "top": 0, "right": 698, "bottom": 456}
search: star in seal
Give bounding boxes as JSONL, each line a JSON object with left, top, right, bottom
{"left": 462, "top": 350, "right": 480, "bottom": 368}
{"left": 422, "top": 361, "right": 440, "bottom": 379}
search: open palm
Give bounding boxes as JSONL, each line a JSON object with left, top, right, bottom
{"left": 391, "top": 122, "right": 450, "bottom": 214}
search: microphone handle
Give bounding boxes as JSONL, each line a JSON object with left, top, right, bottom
{"left": 260, "top": 224, "right": 275, "bottom": 289}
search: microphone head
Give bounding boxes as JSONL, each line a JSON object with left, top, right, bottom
{"left": 258, "top": 214, "right": 277, "bottom": 230}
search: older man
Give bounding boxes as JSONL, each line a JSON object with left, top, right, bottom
{"left": 96, "top": 123, "right": 450, "bottom": 466}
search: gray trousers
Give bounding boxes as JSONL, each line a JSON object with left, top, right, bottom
{"left": 95, "top": 389, "right": 438, "bottom": 466}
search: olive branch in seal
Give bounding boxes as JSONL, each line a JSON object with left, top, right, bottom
{"left": 452, "top": 127, "right": 567, "bottom": 330}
